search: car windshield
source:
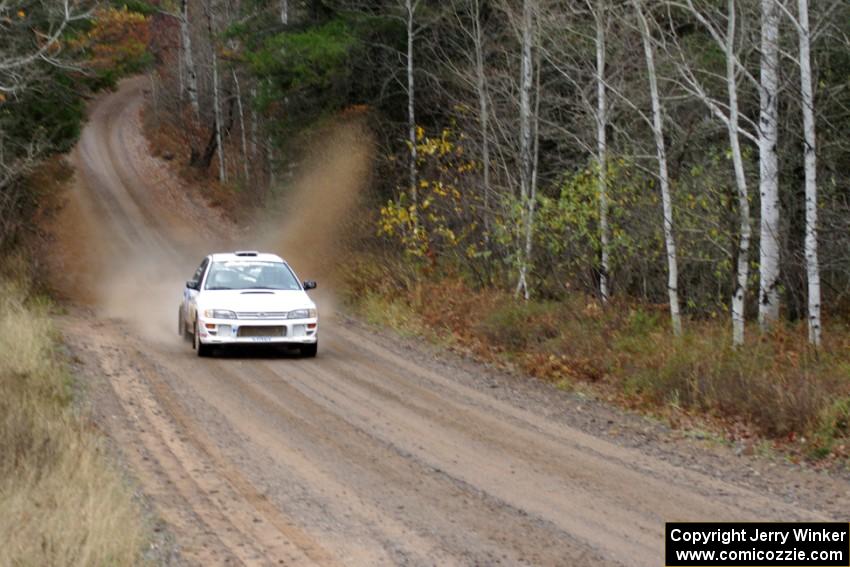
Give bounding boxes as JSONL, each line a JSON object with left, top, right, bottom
{"left": 204, "top": 260, "right": 301, "bottom": 291}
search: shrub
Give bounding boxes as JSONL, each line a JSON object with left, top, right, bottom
{"left": 623, "top": 328, "right": 840, "bottom": 436}
{"left": 0, "top": 281, "right": 147, "bottom": 566}
{"left": 475, "top": 299, "right": 561, "bottom": 350}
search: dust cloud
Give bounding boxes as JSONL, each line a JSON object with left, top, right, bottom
{"left": 52, "top": 113, "right": 373, "bottom": 342}
{"left": 256, "top": 118, "right": 374, "bottom": 317}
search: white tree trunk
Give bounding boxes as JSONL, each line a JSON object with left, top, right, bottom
{"left": 232, "top": 70, "right": 250, "bottom": 184}
{"left": 180, "top": 0, "right": 200, "bottom": 121}
{"left": 515, "top": 0, "right": 535, "bottom": 300}
{"left": 207, "top": 4, "right": 225, "bottom": 183}
{"left": 177, "top": 38, "right": 184, "bottom": 100}
{"left": 471, "top": 0, "right": 491, "bottom": 237}
{"left": 758, "top": 0, "right": 781, "bottom": 329}
{"left": 406, "top": 0, "right": 418, "bottom": 229}
{"left": 797, "top": 0, "right": 821, "bottom": 346}
{"left": 212, "top": 55, "right": 225, "bottom": 183}
{"left": 280, "top": 0, "right": 288, "bottom": 24}
{"left": 634, "top": 0, "right": 682, "bottom": 336}
{"left": 595, "top": 0, "right": 610, "bottom": 302}
{"left": 725, "top": 0, "right": 751, "bottom": 347}
{"left": 267, "top": 138, "right": 275, "bottom": 187}
{"left": 249, "top": 87, "right": 258, "bottom": 161}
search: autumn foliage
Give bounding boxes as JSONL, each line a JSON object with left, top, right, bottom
{"left": 75, "top": 7, "right": 151, "bottom": 83}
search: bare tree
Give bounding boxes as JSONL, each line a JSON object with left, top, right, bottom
{"left": 406, "top": 0, "right": 421, "bottom": 229}
{"left": 180, "top": 0, "right": 201, "bottom": 121}
{"left": 469, "top": 0, "right": 492, "bottom": 237}
{"left": 205, "top": 0, "right": 226, "bottom": 183}
{"left": 515, "top": 0, "right": 537, "bottom": 300}
{"left": 757, "top": 0, "right": 781, "bottom": 329}
{"left": 232, "top": 69, "right": 250, "bottom": 183}
{"left": 0, "top": 0, "right": 89, "bottom": 204}
{"left": 590, "top": 0, "right": 610, "bottom": 302}
{"left": 0, "top": 0, "right": 89, "bottom": 94}
{"left": 793, "top": 0, "right": 821, "bottom": 345}
{"left": 633, "top": 0, "right": 682, "bottom": 335}
{"left": 725, "top": 0, "right": 754, "bottom": 347}
{"left": 673, "top": 0, "right": 755, "bottom": 346}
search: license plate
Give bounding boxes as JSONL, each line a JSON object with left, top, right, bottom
{"left": 251, "top": 337, "right": 272, "bottom": 342}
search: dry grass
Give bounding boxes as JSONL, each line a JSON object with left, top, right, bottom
{"left": 343, "top": 258, "right": 850, "bottom": 463}
{"left": 0, "top": 279, "right": 148, "bottom": 566}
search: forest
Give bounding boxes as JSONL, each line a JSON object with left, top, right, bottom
{"left": 4, "top": 0, "right": 850, "bottom": 454}
{"left": 140, "top": 0, "right": 850, "bottom": 345}
{"left": 4, "top": 2, "right": 850, "bottom": 562}
{"left": 140, "top": 0, "right": 850, "bottom": 453}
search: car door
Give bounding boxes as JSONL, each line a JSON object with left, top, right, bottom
{"left": 185, "top": 257, "right": 209, "bottom": 329}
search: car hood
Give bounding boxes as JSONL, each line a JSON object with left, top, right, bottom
{"left": 198, "top": 290, "right": 316, "bottom": 313}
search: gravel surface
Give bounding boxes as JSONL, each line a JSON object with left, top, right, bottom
{"left": 55, "top": 77, "right": 850, "bottom": 567}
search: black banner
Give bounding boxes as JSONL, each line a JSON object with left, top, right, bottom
{"left": 666, "top": 522, "right": 850, "bottom": 566}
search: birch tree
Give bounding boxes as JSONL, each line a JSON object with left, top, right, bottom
{"left": 515, "top": 0, "right": 537, "bottom": 300}
{"left": 469, "top": 0, "right": 492, "bottom": 237}
{"left": 406, "top": 0, "right": 420, "bottom": 229}
{"left": 757, "top": 0, "right": 781, "bottom": 329}
{"left": 205, "top": 0, "right": 226, "bottom": 183}
{"left": 794, "top": 0, "right": 821, "bottom": 345}
{"left": 232, "top": 69, "right": 250, "bottom": 183}
{"left": 590, "top": 0, "right": 610, "bottom": 302}
{"left": 633, "top": 0, "right": 682, "bottom": 335}
{"left": 674, "top": 0, "right": 756, "bottom": 346}
{"left": 180, "top": 0, "right": 200, "bottom": 121}
{"left": 725, "top": 0, "right": 753, "bottom": 347}
{"left": 443, "top": 0, "right": 494, "bottom": 236}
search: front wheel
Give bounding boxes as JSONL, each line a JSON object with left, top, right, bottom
{"left": 178, "top": 306, "right": 191, "bottom": 341}
{"left": 194, "top": 322, "right": 212, "bottom": 357}
{"left": 300, "top": 342, "right": 318, "bottom": 358}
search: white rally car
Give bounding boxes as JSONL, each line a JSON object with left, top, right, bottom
{"left": 178, "top": 251, "right": 318, "bottom": 357}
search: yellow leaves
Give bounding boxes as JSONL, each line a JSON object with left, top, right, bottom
{"left": 17, "top": 10, "right": 26, "bottom": 19}
{"left": 74, "top": 7, "right": 151, "bottom": 72}
{"left": 381, "top": 125, "right": 487, "bottom": 262}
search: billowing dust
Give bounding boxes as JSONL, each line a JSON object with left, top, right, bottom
{"left": 51, "top": 116, "right": 373, "bottom": 343}
{"left": 257, "top": 119, "right": 374, "bottom": 315}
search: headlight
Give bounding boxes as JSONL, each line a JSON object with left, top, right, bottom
{"left": 204, "top": 309, "right": 236, "bottom": 319}
{"left": 287, "top": 308, "right": 317, "bottom": 319}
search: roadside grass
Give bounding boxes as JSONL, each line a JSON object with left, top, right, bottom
{"left": 0, "top": 277, "right": 148, "bottom": 566}
{"left": 342, "top": 256, "right": 850, "bottom": 465}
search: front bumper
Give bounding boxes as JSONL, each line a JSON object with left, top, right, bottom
{"left": 197, "top": 317, "right": 318, "bottom": 345}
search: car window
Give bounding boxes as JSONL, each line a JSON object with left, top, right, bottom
{"left": 204, "top": 261, "right": 301, "bottom": 291}
{"left": 190, "top": 258, "right": 208, "bottom": 286}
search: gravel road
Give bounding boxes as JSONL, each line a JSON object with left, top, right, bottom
{"left": 57, "top": 77, "right": 849, "bottom": 567}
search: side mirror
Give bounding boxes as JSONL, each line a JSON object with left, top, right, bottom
{"left": 303, "top": 280, "right": 317, "bottom": 291}
{"left": 186, "top": 280, "right": 199, "bottom": 290}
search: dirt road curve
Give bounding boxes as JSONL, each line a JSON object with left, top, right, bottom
{"left": 59, "top": 78, "right": 845, "bottom": 566}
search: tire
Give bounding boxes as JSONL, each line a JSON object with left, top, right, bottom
{"left": 178, "top": 306, "right": 191, "bottom": 341}
{"left": 194, "top": 322, "right": 212, "bottom": 357}
{"left": 300, "top": 341, "right": 318, "bottom": 358}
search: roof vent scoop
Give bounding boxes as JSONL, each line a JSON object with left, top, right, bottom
{"left": 234, "top": 250, "right": 259, "bottom": 256}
